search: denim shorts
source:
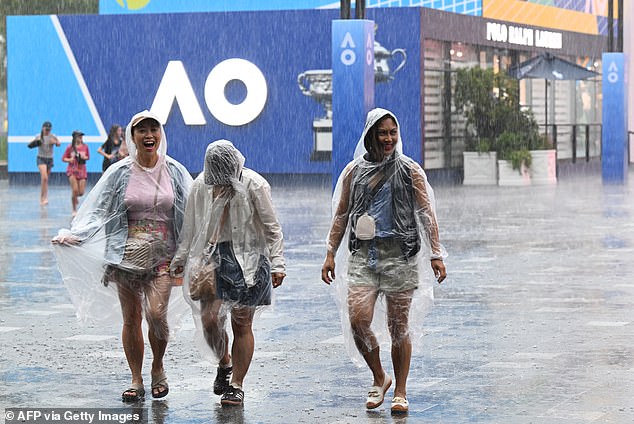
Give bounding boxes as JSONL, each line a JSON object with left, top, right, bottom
{"left": 213, "top": 242, "right": 271, "bottom": 307}
{"left": 347, "top": 238, "right": 418, "bottom": 293}
{"left": 37, "top": 156, "right": 54, "bottom": 169}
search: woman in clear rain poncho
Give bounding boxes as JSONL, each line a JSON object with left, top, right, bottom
{"left": 321, "top": 108, "right": 447, "bottom": 413}
{"left": 52, "top": 110, "right": 193, "bottom": 402}
{"left": 171, "top": 140, "right": 285, "bottom": 407}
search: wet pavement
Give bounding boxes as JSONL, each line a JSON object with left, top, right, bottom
{"left": 1, "top": 171, "right": 634, "bottom": 424}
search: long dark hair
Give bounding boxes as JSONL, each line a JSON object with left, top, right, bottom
{"left": 71, "top": 133, "right": 81, "bottom": 148}
{"left": 107, "top": 124, "right": 121, "bottom": 145}
{"left": 363, "top": 114, "right": 397, "bottom": 162}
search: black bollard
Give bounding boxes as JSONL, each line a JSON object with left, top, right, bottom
{"left": 355, "top": 0, "right": 366, "bottom": 19}
{"left": 340, "top": 0, "right": 351, "bottom": 19}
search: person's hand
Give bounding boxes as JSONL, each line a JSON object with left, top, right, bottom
{"left": 170, "top": 265, "right": 184, "bottom": 277}
{"left": 431, "top": 258, "right": 446, "bottom": 284}
{"left": 51, "top": 234, "right": 80, "bottom": 246}
{"left": 321, "top": 252, "right": 336, "bottom": 285}
{"left": 272, "top": 272, "right": 285, "bottom": 288}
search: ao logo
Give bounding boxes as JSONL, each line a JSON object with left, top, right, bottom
{"left": 150, "top": 58, "right": 268, "bottom": 127}
{"left": 115, "top": 0, "right": 151, "bottom": 10}
{"left": 607, "top": 61, "right": 619, "bottom": 84}
{"left": 339, "top": 32, "right": 373, "bottom": 66}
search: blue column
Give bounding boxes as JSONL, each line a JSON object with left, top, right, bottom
{"left": 331, "top": 19, "right": 375, "bottom": 188}
{"left": 602, "top": 53, "right": 629, "bottom": 184}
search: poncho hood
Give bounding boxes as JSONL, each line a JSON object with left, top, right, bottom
{"left": 203, "top": 139, "right": 246, "bottom": 186}
{"left": 353, "top": 107, "right": 404, "bottom": 160}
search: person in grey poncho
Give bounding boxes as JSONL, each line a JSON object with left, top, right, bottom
{"left": 171, "top": 140, "right": 286, "bottom": 407}
{"left": 321, "top": 108, "right": 447, "bottom": 413}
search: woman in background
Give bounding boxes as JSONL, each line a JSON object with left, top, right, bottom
{"left": 61, "top": 130, "right": 89, "bottom": 216}
{"left": 98, "top": 124, "right": 124, "bottom": 172}
{"left": 34, "top": 121, "right": 60, "bottom": 205}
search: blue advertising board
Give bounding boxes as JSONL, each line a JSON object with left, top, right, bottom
{"left": 601, "top": 53, "right": 628, "bottom": 184}
{"left": 331, "top": 19, "right": 375, "bottom": 187}
{"left": 7, "top": 8, "right": 422, "bottom": 175}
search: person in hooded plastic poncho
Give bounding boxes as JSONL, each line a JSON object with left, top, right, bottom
{"left": 171, "top": 140, "right": 285, "bottom": 407}
{"left": 52, "top": 110, "right": 193, "bottom": 403}
{"left": 321, "top": 108, "right": 447, "bottom": 413}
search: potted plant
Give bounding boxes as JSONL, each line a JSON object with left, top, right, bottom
{"left": 455, "top": 67, "right": 553, "bottom": 186}
{"left": 454, "top": 68, "right": 501, "bottom": 185}
{"left": 455, "top": 68, "right": 522, "bottom": 185}
{"left": 462, "top": 137, "right": 497, "bottom": 185}
{"left": 528, "top": 136, "right": 557, "bottom": 185}
{"left": 496, "top": 131, "right": 532, "bottom": 186}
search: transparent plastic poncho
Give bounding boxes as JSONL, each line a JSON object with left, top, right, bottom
{"left": 326, "top": 108, "right": 447, "bottom": 366}
{"left": 53, "top": 110, "right": 193, "bottom": 340}
{"left": 171, "top": 140, "right": 285, "bottom": 363}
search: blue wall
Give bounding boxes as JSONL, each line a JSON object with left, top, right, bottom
{"left": 8, "top": 9, "right": 422, "bottom": 174}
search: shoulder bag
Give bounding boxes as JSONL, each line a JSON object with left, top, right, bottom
{"left": 189, "top": 200, "right": 229, "bottom": 300}
{"left": 27, "top": 137, "right": 42, "bottom": 149}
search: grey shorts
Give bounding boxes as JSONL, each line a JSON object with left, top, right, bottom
{"left": 347, "top": 239, "right": 418, "bottom": 293}
{"left": 37, "top": 156, "right": 54, "bottom": 169}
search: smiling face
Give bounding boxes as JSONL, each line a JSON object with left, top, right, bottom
{"left": 365, "top": 115, "right": 399, "bottom": 162}
{"left": 376, "top": 117, "right": 398, "bottom": 157}
{"left": 132, "top": 118, "right": 161, "bottom": 166}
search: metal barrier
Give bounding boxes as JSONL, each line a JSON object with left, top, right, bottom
{"left": 540, "top": 123, "right": 602, "bottom": 163}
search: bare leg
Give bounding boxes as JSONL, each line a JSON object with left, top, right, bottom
{"left": 386, "top": 290, "right": 414, "bottom": 399}
{"left": 348, "top": 287, "right": 387, "bottom": 387}
{"left": 68, "top": 176, "right": 79, "bottom": 214}
{"left": 117, "top": 282, "right": 144, "bottom": 390}
{"left": 229, "top": 306, "right": 255, "bottom": 388}
{"left": 200, "top": 296, "right": 230, "bottom": 366}
{"left": 77, "top": 178, "right": 87, "bottom": 207}
{"left": 38, "top": 164, "right": 50, "bottom": 205}
{"left": 144, "top": 274, "right": 172, "bottom": 396}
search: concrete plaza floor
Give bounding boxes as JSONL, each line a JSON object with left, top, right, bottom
{"left": 1, "top": 170, "right": 634, "bottom": 423}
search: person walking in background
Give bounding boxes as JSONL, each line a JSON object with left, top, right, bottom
{"left": 171, "top": 140, "right": 286, "bottom": 407}
{"left": 97, "top": 124, "right": 125, "bottom": 172}
{"left": 52, "top": 110, "right": 193, "bottom": 402}
{"left": 34, "top": 121, "right": 60, "bottom": 205}
{"left": 61, "top": 130, "right": 89, "bottom": 216}
{"left": 321, "top": 108, "right": 447, "bottom": 413}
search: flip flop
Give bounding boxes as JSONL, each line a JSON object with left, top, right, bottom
{"left": 122, "top": 384, "right": 145, "bottom": 403}
{"left": 366, "top": 373, "right": 392, "bottom": 409}
{"left": 151, "top": 372, "right": 169, "bottom": 399}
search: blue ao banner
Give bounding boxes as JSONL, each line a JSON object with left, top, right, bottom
{"left": 332, "top": 20, "right": 375, "bottom": 186}
{"left": 601, "top": 53, "right": 628, "bottom": 184}
{"left": 7, "top": 8, "right": 421, "bottom": 174}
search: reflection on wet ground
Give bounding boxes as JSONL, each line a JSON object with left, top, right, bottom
{"left": 1, "top": 173, "right": 634, "bottom": 423}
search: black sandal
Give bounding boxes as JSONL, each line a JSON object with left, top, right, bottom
{"left": 220, "top": 386, "right": 244, "bottom": 406}
{"left": 213, "top": 366, "right": 232, "bottom": 395}
{"left": 122, "top": 385, "right": 145, "bottom": 403}
{"left": 151, "top": 372, "right": 169, "bottom": 399}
